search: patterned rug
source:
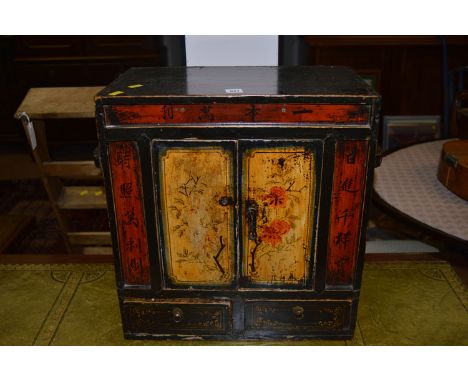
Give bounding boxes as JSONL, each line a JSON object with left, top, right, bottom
{"left": 0, "top": 179, "right": 443, "bottom": 254}
{"left": 0, "top": 262, "right": 466, "bottom": 345}
{"left": 0, "top": 180, "right": 108, "bottom": 253}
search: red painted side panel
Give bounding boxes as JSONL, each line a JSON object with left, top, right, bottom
{"left": 105, "top": 104, "right": 369, "bottom": 125}
{"left": 327, "top": 141, "right": 369, "bottom": 286}
{"left": 109, "top": 142, "right": 150, "bottom": 286}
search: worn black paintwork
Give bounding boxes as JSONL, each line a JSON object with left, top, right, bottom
{"left": 96, "top": 66, "right": 381, "bottom": 340}
{"left": 96, "top": 66, "right": 378, "bottom": 102}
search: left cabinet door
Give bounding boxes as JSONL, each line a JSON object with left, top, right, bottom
{"left": 153, "top": 140, "right": 237, "bottom": 288}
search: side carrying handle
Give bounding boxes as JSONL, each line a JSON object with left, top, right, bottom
{"left": 375, "top": 144, "right": 383, "bottom": 168}
{"left": 246, "top": 199, "right": 259, "bottom": 241}
{"left": 93, "top": 146, "right": 101, "bottom": 169}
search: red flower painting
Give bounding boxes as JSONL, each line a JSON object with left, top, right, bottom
{"left": 262, "top": 186, "right": 288, "bottom": 208}
{"left": 259, "top": 219, "right": 291, "bottom": 247}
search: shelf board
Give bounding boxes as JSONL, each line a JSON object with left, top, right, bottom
{"left": 81, "top": 246, "right": 113, "bottom": 255}
{"left": 68, "top": 231, "right": 111, "bottom": 246}
{"left": 43, "top": 161, "right": 101, "bottom": 179}
{"left": 56, "top": 186, "right": 107, "bottom": 209}
{"left": 14, "top": 86, "right": 103, "bottom": 119}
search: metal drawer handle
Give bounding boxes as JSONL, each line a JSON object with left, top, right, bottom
{"left": 246, "top": 199, "right": 259, "bottom": 241}
{"left": 292, "top": 306, "right": 304, "bottom": 320}
{"left": 172, "top": 307, "right": 184, "bottom": 323}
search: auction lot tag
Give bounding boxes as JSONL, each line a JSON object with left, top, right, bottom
{"left": 225, "top": 88, "right": 244, "bottom": 94}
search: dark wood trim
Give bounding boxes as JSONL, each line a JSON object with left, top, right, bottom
{"left": 301, "top": 35, "right": 468, "bottom": 126}
{"left": 13, "top": 54, "right": 161, "bottom": 63}
{"left": 304, "top": 36, "right": 468, "bottom": 47}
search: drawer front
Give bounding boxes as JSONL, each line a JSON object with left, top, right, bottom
{"left": 245, "top": 300, "right": 351, "bottom": 332}
{"left": 104, "top": 104, "right": 370, "bottom": 125}
{"left": 123, "top": 299, "right": 232, "bottom": 335}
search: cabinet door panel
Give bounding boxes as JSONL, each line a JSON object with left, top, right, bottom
{"left": 109, "top": 141, "right": 150, "bottom": 286}
{"left": 156, "top": 142, "right": 236, "bottom": 286}
{"left": 241, "top": 142, "right": 319, "bottom": 287}
{"left": 326, "top": 140, "right": 369, "bottom": 286}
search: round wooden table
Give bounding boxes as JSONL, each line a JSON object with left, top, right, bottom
{"left": 373, "top": 139, "right": 468, "bottom": 246}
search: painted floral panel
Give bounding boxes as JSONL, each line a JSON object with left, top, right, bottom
{"left": 160, "top": 147, "right": 234, "bottom": 285}
{"left": 243, "top": 147, "right": 315, "bottom": 285}
{"left": 109, "top": 141, "right": 150, "bottom": 286}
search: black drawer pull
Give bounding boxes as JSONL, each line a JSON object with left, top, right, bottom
{"left": 219, "top": 196, "right": 234, "bottom": 206}
{"left": 172, "top": 307, "right": 184, "bottom": 323}
{"left": 292, "top": 306, "right": 304, "bottom": 320}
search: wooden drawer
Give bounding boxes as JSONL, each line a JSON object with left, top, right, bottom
{"left": 122, "top": 299, "right": 232, "bottom": 335}
{"left": 104, "top": 103, "right": 369, "bottom": 125}
{"left": 244, "top": 300, "right": 351, "bottom": 333}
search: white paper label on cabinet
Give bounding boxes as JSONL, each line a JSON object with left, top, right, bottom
{"left": 18, "top": 112, "right": 37, "bottom": 151}
{"left": 225, "top": 88, "right": 244, "bottom": 94}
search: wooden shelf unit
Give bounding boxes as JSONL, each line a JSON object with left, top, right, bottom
{"left": 56, "top": 186, "right": 107, "bottom": 210}
{"left": 67, "top": 231, "right": 112, "bottom": 246}
{"left": 15, "top": 86, "right": 111, "bottom": 254}
{"left": 42, "top": 160, "right": 102, "bottom": 178}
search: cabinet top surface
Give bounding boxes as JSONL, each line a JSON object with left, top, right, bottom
{"left": 97, "top": 66, "right": 378, "bottom": 101}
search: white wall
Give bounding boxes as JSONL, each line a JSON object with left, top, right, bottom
{"left": 185, "top": 35, "right": 278, "bottom": 66}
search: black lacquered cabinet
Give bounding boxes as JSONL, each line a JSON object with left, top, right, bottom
{"left": 96, "top": 66, "right": 380, "bottom": 340}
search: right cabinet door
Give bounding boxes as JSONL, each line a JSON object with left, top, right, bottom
{"left": 240, "top": 140, "right": 322, "bottom": 288}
